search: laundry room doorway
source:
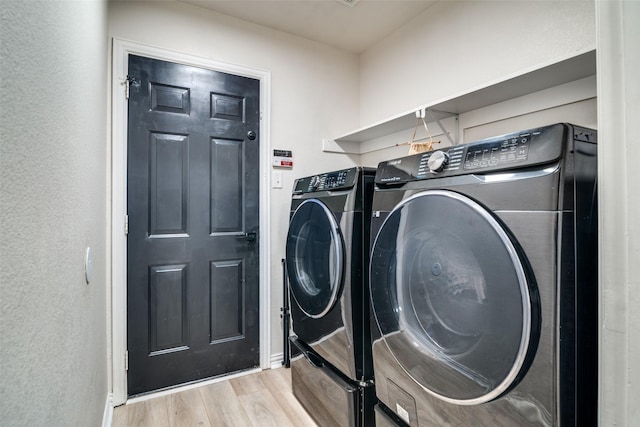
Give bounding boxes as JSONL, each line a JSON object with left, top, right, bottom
{"left": 111, "top": 41, "right": 271, "bottom": 401}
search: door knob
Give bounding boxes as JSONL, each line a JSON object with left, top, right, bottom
{"left": 237, "top": 231, "right": 257, "bottom": 243}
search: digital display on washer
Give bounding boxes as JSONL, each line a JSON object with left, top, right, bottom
{"left": 463, "top": 134, "right": 534, "bottom": 170}
{"left": 324, "top": 170, "right": 348, "bottom": 189}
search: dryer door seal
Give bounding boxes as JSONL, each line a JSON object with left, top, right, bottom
{"left": 370, "top": 190, "right": 540, "bottom": 405}
{"left": 286, "top": 199, "right": 345, "bottom": 319}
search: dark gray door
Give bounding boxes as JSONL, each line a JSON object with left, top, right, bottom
{"left": 126, "top": 55, "right": 260, "bottom": 396}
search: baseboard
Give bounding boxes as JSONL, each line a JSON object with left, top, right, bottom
{"left": 102, "top": 393, "right": 114, "bottom": 427}
{"left": 270, "top": 352, "right": 284, "bottom": 369}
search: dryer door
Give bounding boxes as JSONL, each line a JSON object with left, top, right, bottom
{"left": 370, "top": 190, "right": 540, "bottom": 405}
{"left": 286, "top": 199, "right": 345, "bottom": 318}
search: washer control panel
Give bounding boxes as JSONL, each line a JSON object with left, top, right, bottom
{"left": 427, "top": 150, "right": 450, "bottom": 173}
{"left": 293, "top": 167, "right": 358, "bottom": 194}
{"left": 463, "top": 133, "right": 532, "bottom": 170}
{"left": 375, "top": 124, "right": 589, "bottom": 185}
{"left": 416, "top": 146, "right": 465, "bottom": 179}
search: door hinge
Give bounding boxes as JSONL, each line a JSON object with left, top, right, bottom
{"left": 125, "top": 350, "right": 129, "bottom": 371}
{"left": 124, "top": 77, "right": 131, "bottom": 100}
{"left": 124, "top": 75, "right": 139, "bottom": 100}
{"left": 124, "top": 214, "right": 129, "bottom": 235}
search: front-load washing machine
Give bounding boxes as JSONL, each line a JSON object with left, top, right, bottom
{"left": 369, "top": 123, "right": 597, "bottom": 426}
{"left": 286, "top": 166, "right": 376, "bottom": 426}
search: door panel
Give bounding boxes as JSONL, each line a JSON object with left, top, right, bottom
{"left": 149, "top": 132, "right": 189, "bottom": 236}
{"left": 211, "top": 138, "right": 244, "bottom": 233}
{"left": 148, "top": 264, "right": 188, "bottom": 353}
{"left": 127, "top": 55, "right": 260, "bottom": 396}
{"left": 210, "top": 259, "right": 244, "bottom": 342}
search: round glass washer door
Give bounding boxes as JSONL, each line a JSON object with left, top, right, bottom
{"left": 370, "top": 190, "right": 539, "bottom": 405}
{"left": 286, "top": 199, "right": 345, "bottom": 318}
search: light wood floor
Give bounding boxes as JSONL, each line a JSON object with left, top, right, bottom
{"left": 112, "top": 367, "right": 318, "bottom": 427}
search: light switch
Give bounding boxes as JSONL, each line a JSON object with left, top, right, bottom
{"left": 272, "top": 171, "right": 283, "bottom": 189}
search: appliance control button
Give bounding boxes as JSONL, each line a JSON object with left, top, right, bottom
{"left": 427, "top": 151, "right": 450, "bottom": 173}
{"left": 310, "top": 175, "right": 321, "bottom": 189}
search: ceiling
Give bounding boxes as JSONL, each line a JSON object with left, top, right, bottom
{"left": 178, "top": 0, "right": 439, "bottom": 53}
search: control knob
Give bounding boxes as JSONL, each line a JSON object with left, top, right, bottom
{"left": 427, "top": 151, "right": 450, "bottom": 173}
{"left": 310, "top": 175, "right": 321, "bottom": 189}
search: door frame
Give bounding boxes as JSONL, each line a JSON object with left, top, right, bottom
{"left": 110, "top": 38, "right": 271, "bottom": 405}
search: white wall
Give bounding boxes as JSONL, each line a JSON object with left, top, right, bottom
{"left": 0, "top": 1, "right": 109, "bottom": 426}
{"left": 107, "top": 0, "right": 361, "bottom": 368}
{"left": 359, "top": 0, "right": 595, "bottom": 126}
{"left": 596, "top": 1, "right": 640, "bottom": 425}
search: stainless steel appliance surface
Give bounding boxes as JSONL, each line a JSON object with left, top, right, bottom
{"left": 369, "top": 123, "right": 598, "bottom": 426}
{"left": 286, "top": 166, "right": 376, "bottom": 427}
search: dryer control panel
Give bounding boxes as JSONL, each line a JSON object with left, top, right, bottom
{"left": 293, "top": 167, "right": 359, "bottom": 194}
{"left": 462, "top": 134, "right": 532, "bottom": 171}
{"left": 375, "top": 123, "right": 595, "bottom": 185}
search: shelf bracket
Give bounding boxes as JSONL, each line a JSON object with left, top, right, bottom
{"left": 426, "top": 109, "right": 458, "bottom": 146}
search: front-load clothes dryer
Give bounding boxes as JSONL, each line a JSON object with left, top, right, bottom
{"left": 286, "top": 166, "right": 376, "bottom": 427}
{"left": 369, "top": 123, "right": 597, "bottom": 426}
